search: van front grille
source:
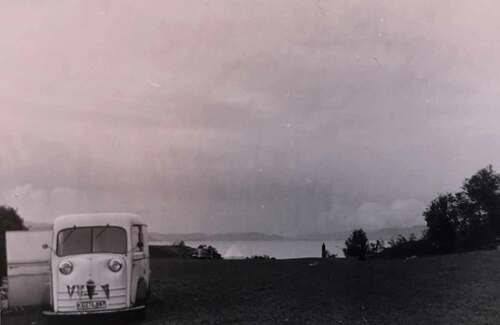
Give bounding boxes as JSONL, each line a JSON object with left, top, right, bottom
{"left": 57, "top": 286, "right": 127, "bottom": 312}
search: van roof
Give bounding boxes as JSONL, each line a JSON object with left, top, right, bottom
{"left": 53, "top": 213, "right": 144, "bottom": 231}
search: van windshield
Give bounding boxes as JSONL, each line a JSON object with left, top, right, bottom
{"left": 57, "top": 226, "right": 127, "bottom": 256}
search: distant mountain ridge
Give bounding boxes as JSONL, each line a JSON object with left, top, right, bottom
{"left": 25, "top": 221, "right": 52, "bottom": 231}
{"left": 22, "top": 219, "right": 426, "bottom": 243}
{"left": 367, "top": 225, "right": 426, "bottom": 240}
{"left": 149, "top": 225, "right": 427, "bottom": 243}
{"left": 149, "top": 232, "right": 285, "bottom": 242}
{"left": 294, "top": 225, "right": 427, "bottom": 241}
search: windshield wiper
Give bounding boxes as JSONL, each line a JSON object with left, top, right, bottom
{"left": 62, "top": 226, "right": 77, "bottom": 243}
{"left": 95, "top": 224, "right": 110, "bottom": 239}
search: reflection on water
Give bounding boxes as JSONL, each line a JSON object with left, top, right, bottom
{"left": 151, "top": 240, "right": 346, "bottom": 259}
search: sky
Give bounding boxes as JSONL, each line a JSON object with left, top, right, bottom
{"left": 1, "top": 0, "right": 500, "bottom": 235}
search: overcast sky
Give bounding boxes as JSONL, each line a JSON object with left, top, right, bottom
{"left": 1, "top": 0, "right": 499, "bottom": 234}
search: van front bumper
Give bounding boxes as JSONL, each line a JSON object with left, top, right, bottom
{"left": 42, "top": 305, "right": 145, "bottom": 316}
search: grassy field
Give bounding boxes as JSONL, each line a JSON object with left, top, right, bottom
{"left": 4, "top": 250, "right": 500, "bottom": 324}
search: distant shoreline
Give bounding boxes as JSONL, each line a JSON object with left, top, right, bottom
{"left": 24, "top": 220, "right": 426, "bottom": 242}
{"left": 149, "top": 225, "right": 426, "bottom": 243}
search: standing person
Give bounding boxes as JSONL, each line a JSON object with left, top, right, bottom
{"left": 321, "top": 242, "right": 326, "bottom": 258}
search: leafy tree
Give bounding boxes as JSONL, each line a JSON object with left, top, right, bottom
{"left": 0, "top": 206, "right": 26, "bottom": 231}
{"left": 380, "top": 238, "right": 433, "bottom": 258}
{"left": 423, "top": 193, "right": 459, "bottom": 252}
{"left": 454, "top": 191, "right": 492, "bottom": 249}
{"left": 462, "top": 165, "right": 500, "bottom": 237}
{"left": 343, "top": 229, "right": 369, "bottom": 260}
{"left": 422, "top": 166, "right": 500, "bottom": 253}
{"left": 385, "top": 166, "right": 500, "bottom": 256}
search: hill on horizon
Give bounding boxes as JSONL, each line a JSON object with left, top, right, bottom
{"left": 294, "top": 225, "right": 426, "bottom": 241}
{"left": 149, "top": 225, "right": 427, "bottom": 243}
{"left": 21, "top": 219, "right": 426, "bottom": 243}
{"left": 24, "top": 221, "right": 52, "bottom": 231}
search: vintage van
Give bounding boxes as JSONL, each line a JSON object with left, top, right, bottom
{"left": 40, "top": 213, "right": 151, "bottom": 317}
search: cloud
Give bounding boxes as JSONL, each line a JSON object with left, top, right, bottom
{"left": 0, "top": 1, "right": 499, "bottom": 233}
{"left": 2, "top": 184, "right": 49, "bottom": 222}
{"left": 349, "top": 199, "right": 426, "bottom": 229}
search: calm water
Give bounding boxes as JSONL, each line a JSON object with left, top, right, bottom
{"left": 151, "top": 240, "right": 346, "bottom": 259}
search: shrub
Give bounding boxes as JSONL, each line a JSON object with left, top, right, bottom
{"left": 247, "top": 255, "right": 275, "bottom": 260}
{"left": 380, "top": 238, "right": 434, "bottom": 258}
{"left": 344, "top": 229, "right": 369, "bottom": 260}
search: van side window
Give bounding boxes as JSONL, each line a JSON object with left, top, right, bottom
{"left": 131, "top": 225, "right": 144, "bottom": 252}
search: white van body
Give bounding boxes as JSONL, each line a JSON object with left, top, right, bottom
{"left": 42, "top": 213, "right": 150, "bottom": 315}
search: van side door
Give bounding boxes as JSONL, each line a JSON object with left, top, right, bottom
{"left": 6, "top": 231, "right": 52, "bottom": 307}
{"left": 130, "top": 225, "right": 148, "bottom": 304}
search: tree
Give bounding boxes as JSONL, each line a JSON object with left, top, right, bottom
{"left": 462, "top": 165, "right": 500, "bottom": 237}
{"left": 0, "top": 206, "right": 26, "bottom": 231}
{"left": 422, "top": 166, "right": 500, "bottom": 252}
{"left": 454, "top": 191, "right": 493, "bottom": 249}
{"left": 343, "top": 229, "right": 369, "bottom": 260}
{"left": 423, "top": 193, "right": 459, "bottom": 252}
{"left": 0, "top": 205, "right": 26, "bottom": 277}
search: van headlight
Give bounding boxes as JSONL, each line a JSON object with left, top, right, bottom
{"left": 59, "top": 261, "right": 73, "bottom": 275}
{"left": 108, "top": 258, "right": 123, "bottom": 272}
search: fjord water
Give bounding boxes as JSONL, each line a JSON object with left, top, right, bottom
{"left": 152, "top": 240, "right": 346, "bottom": 259}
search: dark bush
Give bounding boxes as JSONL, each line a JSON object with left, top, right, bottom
{"left": 149, "top": 244, "right": 195, "bottom": 258}
{"left": 379, "top": 238, "right": 435, "bottom": 258}
{"left": 247, "top": 255, "right": 275, "bottom": 260}
{"left": 344, "top": 229, "right": 369, "bottom": 260}
{"left": 194, "top": 245, "right": 222, "bottom": 259}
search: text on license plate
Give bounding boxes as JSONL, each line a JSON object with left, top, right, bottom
{"left": 76, "top": 300, "right": 106, "bottom": 311}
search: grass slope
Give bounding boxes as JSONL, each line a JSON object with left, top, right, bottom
{"left": 148, "top": 251, "right": 500, "bottom": 324}
{"left": 4, "top": 250, "right": 500, "bottom": 324}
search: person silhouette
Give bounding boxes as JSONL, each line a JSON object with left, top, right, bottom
{"left": 321, "top": 242, "right": 326, "bottom": 258}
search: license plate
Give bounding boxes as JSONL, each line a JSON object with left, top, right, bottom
{"left": 76, "top": 300, "right": 106, "bottom": 311}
